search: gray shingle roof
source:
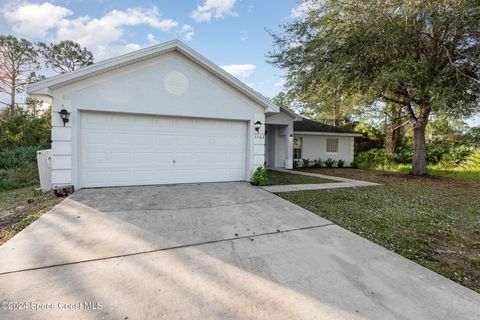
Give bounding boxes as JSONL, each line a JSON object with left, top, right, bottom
{"left": 294, "top": 118, "right": 359, "bottom": 134}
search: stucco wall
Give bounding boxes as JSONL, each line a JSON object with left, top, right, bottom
{"left": 295, "top": 134, "right": 354, "bottom": 166}
{"left": 50, "top": 52, "right": 266, "bottom": 189}
{"left": 265, "top": 110, "right": 294, "bottom": 168}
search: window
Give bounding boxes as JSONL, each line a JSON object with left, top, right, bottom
{"left": 326, "top": 138, "right": 338, "bottom": 153}
{"left": 293, "top": 136, "right": 302, "bottom": 159}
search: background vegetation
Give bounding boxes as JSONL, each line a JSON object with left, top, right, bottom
{"left": 0, "top": 105, "right": 51, "bottom": 191}
{"left": 269, "top": 0, "right": 480, "bottom": 175}
{"left": 0, "top": 36, "right": 92, "bottom": 191}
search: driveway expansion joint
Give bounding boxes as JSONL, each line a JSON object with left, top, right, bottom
{"left": 0, "top": 223, "right": 335, "bottom": 276}
{"left": 70, "top": 197, "right": 277, "bottom": 213}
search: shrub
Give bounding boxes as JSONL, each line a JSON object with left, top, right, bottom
{"left": 0, "top": 146, "right": 38, "bottom": 170}
{"left": 301, "top": 158, "right": 310, "bottom": 168}
{"left": 313, "top": 158, "right": 323, "bottom": 168}
{"left": 0, "top": 162, "right": 39, "bottom": 191}
{"left": 0, "top": 107, "right": 51, "bottom": 150}
{"left": 440, "top": 145, "right": 475, "bottom": 166}
{"left": 293, "top": 159, "right": 299, "bottom": 169}
{"left": 251, "top": 167, "right": 269, "bottom": 186}
{"left": 464, "top": 149, "right": 480, "bottom": 170}
{"left": 337, "top": 159, "right": 345, "bottom": 168}
{"left": 393, "top": 146, "right": 413, "bottom": 164}
{"left": 324, "top": 158, "right": 337, "bottom": 168}
{"left": 426, "top": 144, "right": 448, "bottom": 164}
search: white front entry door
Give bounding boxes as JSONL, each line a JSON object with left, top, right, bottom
{"left": 80, "top": 112, "right": 247, "bottom": 187}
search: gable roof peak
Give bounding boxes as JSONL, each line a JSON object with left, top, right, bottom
{"left": 27, "top": 39, "right": 279, "bottom": 113}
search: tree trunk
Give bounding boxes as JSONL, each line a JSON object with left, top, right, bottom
{"left": 412, "top": 122, "right": 427, "bottom": 175}
{"left": 385, "top": 106, "right": 402, "bottom": 154}
{"left": 10, "top": 77, "right": 16, "bottom": 113}
{"left": 333, "top": 101, "right": 340, "bottom": 126}
{"left": 385, "top": 128, "right": 397, "bottom": 154}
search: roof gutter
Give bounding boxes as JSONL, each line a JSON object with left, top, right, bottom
{"left": 294, "top": 131, "right": 363, "bottom": 137}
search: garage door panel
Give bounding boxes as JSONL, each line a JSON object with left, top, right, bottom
{"left": 83, "top": 113, "right": 109, "bottom": 128}
{"left": 84, "top": 169, "right": 109, "bottom": 184}
{"left": 110, "top": 115, "right": 130, "bottom": 126}
{"left": 176, "top": 135, "right": 195, "bottom": 146}
{"left": 155, "top": 153, "right": 176, "bottom": 164}
{"left": 131, "top": 134, "right": 154, "bottom": 146}
{"left": 86, "top": 152, "right": 108, "bottom": 164}
{"left": 109, "top": 133, "right": 130, "bottom": 145}
{"left": 110, "top": 169, "right": 132, "bottom": 183}
{"left": 81, "top": 112, "right": 247, "bottom": 187}
{"left": 176, "top": 118, "right": 195, "bottom": 129}
{"left": 195, "top": 136, "right": 211, "bottom": 146}
{"left": 132, "top": 116, "right": 155, "bottom": 128}
{"left": 86, "top": 132, "right": 108, "bottom": 145}
{"left": 155, "top": 117, "right": 175, "bottom": 129}
{"left": 155, "top": 134, "right": 175, "bottom": 145}
{"left": 109, "top": 152, "right": 130, "bottom": 161}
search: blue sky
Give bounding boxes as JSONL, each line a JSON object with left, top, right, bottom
{"left": 0, "top": 0, "right": 301, "bottom": 99}
{"left": 1, "top": 0, "right": 478, "bottom": 125}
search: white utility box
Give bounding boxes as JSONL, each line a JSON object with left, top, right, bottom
{"left": 37, "top": 149, "right": 52, "bottom": 192}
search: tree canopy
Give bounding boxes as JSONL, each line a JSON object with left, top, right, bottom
{"left": 0, "top": 36, "right": 95, "bottom": 112}
{"left": 269, "top": 0, "right": 480, "bottom": 174}
{"left": 0, "top": 35, "right": 39, "bottom": 112}
{"left": 37, "top": 40, "right": 93, "bottom": 73}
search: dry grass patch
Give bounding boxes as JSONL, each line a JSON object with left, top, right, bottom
{"left": 0, "top": 187, "right": 61, "bottom": 245}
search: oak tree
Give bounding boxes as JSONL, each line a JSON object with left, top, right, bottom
{"left": 269, "top": 0, "right": 480, "bottom": 174}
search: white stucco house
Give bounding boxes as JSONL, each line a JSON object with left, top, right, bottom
{"left": 27, "top": 40, "right": 360, "bottom": 190}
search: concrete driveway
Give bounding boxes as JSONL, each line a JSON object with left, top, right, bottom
{"left": 0, "top": 182, "right": 479, "bottom": 319}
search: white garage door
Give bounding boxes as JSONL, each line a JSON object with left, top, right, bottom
{"left": 80, "top": 112, "right": 247, "bottom": 187}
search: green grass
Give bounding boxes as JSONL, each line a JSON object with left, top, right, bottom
{"left": 267, "top": 169, "right": 335, "bottom": 185}
{"left": 0, "top": 162, "right": 39, "bottom": 191}
{"left": 357, "top": 162, "right": 480, "bottom": 179}
{"left": 278, "top": 168, "right": 480, "bottom": 293}
{"left": 0, "top": 186, "right": 61, "bottom": 245}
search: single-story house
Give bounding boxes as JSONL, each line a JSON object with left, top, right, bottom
{"left": 28, "top": 40, "right": 360, "bottom": 190}
{"left": 291, "top": 117, "right": 361, "bottom": 166}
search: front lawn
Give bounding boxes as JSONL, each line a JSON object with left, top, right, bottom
{"left": 267, "top": 169, "right": 335, "bottom": 185}
{"left": 278, "top": 168, "right": 480, "bottom": 293}
{"left": 0, "top": 186, "right": 61, "bottom": 245}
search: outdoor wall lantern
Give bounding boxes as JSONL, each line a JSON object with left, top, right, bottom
{"left": 290, "top": 134, "right": 294, "bottom": 141}
{"left": 254, "top": 121, "right": 262, "bottom": 133}
{"left": 58, "top": 109, "right": 70, "bottom": 126}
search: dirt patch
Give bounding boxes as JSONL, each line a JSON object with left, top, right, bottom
{"left": 0, "top": 187, "right": 62, "bottom": 245}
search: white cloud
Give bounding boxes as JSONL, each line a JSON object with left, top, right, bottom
{"left": 55, "top": 6, "right": 177, "bottom": 55}
{"left": 118, "top": 43, "right": 142, "bottom": 54}
{"left": 240, "top": 31, "right": 248, "bottom": 42}
{"left": 221, "top": 64, "right": 256, "bottom": 78}
{"left": 3, "top": 3, "right": 180, "bottom": 59}
{"left": 190, "top": 0, "right": 237, "bottom": 23}
{"left": 147, "top": 33, "right": 157, "bottom": 44}
{"left": 290, "top": 0, "right": 321, "bottom": 18}
{"left": 3, "top": 2, "right": 72, "bottom": 38}
{"left": 179, "top": 24, "right": 194, "bottom": 41}
{"left": 274, "top": 80, "right": 285, "bottom": 88}
{"left": 99, "top": 7, "right": 177, "bottom": 31}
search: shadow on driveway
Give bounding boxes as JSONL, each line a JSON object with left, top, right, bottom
{"left": 0, "top": 182, "right": 479, "bottom": 319}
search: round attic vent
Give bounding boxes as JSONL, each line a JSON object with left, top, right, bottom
{"left": 164, "top": 71, "right": 188, "bottom": 95}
